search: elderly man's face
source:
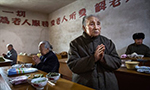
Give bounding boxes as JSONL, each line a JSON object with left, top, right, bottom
{"left": 83, "top": 16, "right": 101, "bottom": 37}
{"left": 39, "top": 44, "right": 49, "bottom": 56}
{"left": 7, "top": 46, "right": 12, "bottom": 51}
{"left": 135, "top": 39, "right": 143, "bottom": 45}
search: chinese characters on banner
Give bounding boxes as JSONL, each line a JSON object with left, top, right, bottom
{"left": 1, "top": 0, "right": 130, "bottom": 27}
{"left": 51, "top": 8, "right": 86, "bottom": 26}
{"left": 95, "top": 0, "right": 129, "bottom": 13}
{"left": 0, "top": 10, "right": 49, "bottom": 27}
{"left": 51, "top": 0, "right": 129, "bottom": 27}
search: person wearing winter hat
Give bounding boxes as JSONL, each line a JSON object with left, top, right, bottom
{"left": 125, "top": 32, "right": 150, "bottom": 57}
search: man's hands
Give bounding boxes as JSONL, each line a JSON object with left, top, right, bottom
{"left": 32, "top": 55, "right": 41, "bottom": 64}
{"left": 94, "top": 44, "right": 105, "bottom": 62}
{"left": 2, "top": 53, "right": 6, "bottom": 57}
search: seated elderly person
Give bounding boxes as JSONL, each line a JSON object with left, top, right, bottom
{"left": 125, "top": 32, "right": 150, "bottom": 57}
{"left": 2, "top": 44, "right": 17, "bottom": 65}
{"left": 32, "top": 41, "right": 59, "bottom": 73}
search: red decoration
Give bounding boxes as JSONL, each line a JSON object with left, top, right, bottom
{"left": 79, "top": 8, "right": 86, "bottom": 18}
{"left": 95, "top": 0, "right": 106, "bottom": 13}
{"left": 16, "top": 11, "right": 26, "bottom": 17}
{"left": 69, "top": 12, "right": 76, "bottom": 20}
{"left": 126, "top": 0, "right": 129, "bottom": 3}
{"left": 2, "top": 10, "right": 14, "bottom": 14}
{"left": 12, "top": 18, "right": 21, "bottom": 25}
{"left": 42, "top": 21, "right": 49, "bottom": 27}
{"left": 32, "top": 20, "right": 40, "bottom": 26}
{"left": 62, "top": 16, "right": 68, "bottom": 23}
{"left": 56, "top": 18, "right": 61, "bottom": 25}
{"left": 51, "top": 20, "right": 55, "bottom": 26}
{"left": 22, "top": 19, "right": 31, "bottom": 26}
{"left": 0, "top": 16, "right": 10, "bottom": 24}
{"left": 109, "top": 0, "right": 121, "bottom": 7}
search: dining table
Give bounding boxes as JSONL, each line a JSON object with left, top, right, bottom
{"left": 121, "top": 57, "right": 150, "bottom": 66}
{"left": 0, "top": 66, "right": 94, "bottom": 90}
{"left": 115, "top": 67, "right": 150, "bottom": 90}
{"left": 58, "top": 58, "right": 150, "bottom": 90}
{"left": 118, "top": 57, "right": 150, "bottom": 90}
{"left": 0, "top": 58, "right": 12, "bottom": 67}
{"left": 121, "top": 57, "right": 150, "bottom": 60}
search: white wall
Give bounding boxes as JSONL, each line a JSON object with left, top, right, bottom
{"left": 0, "top": 6, "right": 49, "bottom": 55}
{"left": 49, "top": 0, "right": 150, "bottom": 56}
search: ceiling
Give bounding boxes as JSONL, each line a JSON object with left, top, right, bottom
{"left": 0, "top": 0, "right": 76, "bottom": 14}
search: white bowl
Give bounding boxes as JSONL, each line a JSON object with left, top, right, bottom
{"left": 31, "top": 77, "right": 48, "bottom": 90}
{"left": 25, "top": 63, "right": 32, "bottom": 68}
{"left": 12, "top": 64, "right": 23, "bottom": 68}
{"left": 125, "top": 61, "right": 139, "bottom": 69}
{"left": 136, "top": 55, "right": 144, "bottom": 59}
{"left": 46, "top": 72, "right": 60, "bottom": 83}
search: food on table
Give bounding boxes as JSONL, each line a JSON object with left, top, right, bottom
{"left": 27, "top": 73, "right": 44, "bottom": 83}
{"left": 125, "top": 61, "right": 139, "bottom": 69}
{"left": 46, "top": 72, "right": 60, "bottom": 83}
{"left": 24, "top": 63, "right": 32, "bottom": 68}
{"left": 34, "top": 79, "right": 46, "bottom": 83}
{"left": 12, "top": 64, "right": 24, "bottom": 68}
{"left": 9, "top": 75, "right": 28, "bottom": 85}
{"left": 46, "top": 72, "right": 59, "bottom": 77}
{"left": 31, "top": 77, "right": 48, "bottom": 90}
{"left": 0, "top": 56, "right": 5, "bottom": 61}
{"left": 27, "top": 74, "right": 43, "bottom": 79}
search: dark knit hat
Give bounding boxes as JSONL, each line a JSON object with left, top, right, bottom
{"left": 133, "top": 33, "right": 145, "bottom": 40}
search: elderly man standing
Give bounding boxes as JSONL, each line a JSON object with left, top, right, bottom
{"left": 125, "top": 32, "right": 150, "bottom": 57}
{"left": 67, "top": 15, "right": 121, "bottom": 90}
{"left": 32, "top": 41, "right": 59, "bottom": 73}
{"left": 2, "top": 44, "right": 17, "bottom": 65}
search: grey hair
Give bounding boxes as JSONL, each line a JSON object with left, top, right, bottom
{"left": 38, "top": 41, "right": 53, "bottom": 51}
{"left": 6, "top": 44, "right": 13, "bottom": 48}
{"left": 82, "top": 15, "right": 99, "bottom": 27}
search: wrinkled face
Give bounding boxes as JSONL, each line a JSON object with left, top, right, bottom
{"left": 7, "top": 46, "right": 12, "bottom": 51}
{"left": 39, "top": 44, "right": 49, "bottom": 56}
{"left": 83, "top": 16, "right": 101, "bottom": 37}
{"left": 135, "top": 39, "right": 143, "bottom": 45}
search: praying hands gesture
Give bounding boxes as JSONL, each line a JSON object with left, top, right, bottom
{"left": 94, "top": 44, "right": 105, "bottom": 62}
{"left": 32, "top": 55, "right": 41, "bottom": 64}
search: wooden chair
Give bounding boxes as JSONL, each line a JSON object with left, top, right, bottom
{"left": 60, "top": 51, "right": 68, "bottom": 58}
{"left": 58, "top": 58, "right": 72, "bottom": 80}
{"left": 17, "top": 55, "right": 35, "bottom": 65}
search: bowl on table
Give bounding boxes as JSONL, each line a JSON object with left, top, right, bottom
{"left": 46, "top": 72, "right": 60, "bottom": 83}
{"left": 125, "top": 61, "right": 139, "bottom": 69}
{"left": 27, "top": 74, "right": 44, "bottom": 83}
{"left": 12, "top": 64, "right": 23, "bottom": 68}
{"left": 136, "top": 55, "right": 144, "bottom": 59}
{"left": 31, "top": 77, "right": 48, "bottom": 90}
{"left": 25, "top": 63, "right": 32, "bottom": 68}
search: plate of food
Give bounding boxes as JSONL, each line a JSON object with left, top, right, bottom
{"left": 9, "top": 75, "right": 28, "bottom": 85}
